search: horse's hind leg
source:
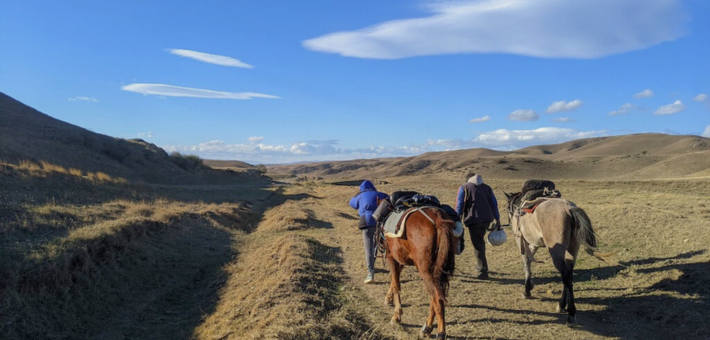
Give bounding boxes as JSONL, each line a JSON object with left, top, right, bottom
{"left": 550, "top": 249, "right": 577, "bottom": 325}
{"left": 385, "top": 254, "right": 397, "bottom": 306}
{"left": 420, "top": 301, "right": 435, "bottom": 337}
{"left": 521, "top": 249, "right": 536, "bottom": 298}
{"left": 419, "top": 271, "right": 446, "bottom": 338}
{"left": 388, "top": 261, "right": 404, "bottom": 325}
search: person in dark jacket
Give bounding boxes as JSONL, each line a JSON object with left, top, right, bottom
{"left": 349, "top": 180, "right": 389, "bottom": 284}
{"left": 455, "top": 174, "right": 500, "bottom": 279}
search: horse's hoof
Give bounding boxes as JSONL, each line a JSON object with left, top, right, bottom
{"left": 390, "top": 318, "right": 402, "bottom": 327}
{"left": 566, "top": 316, "right": 578, "bottom": 326}
{"left": 556, "top": 305, "right": 566, "bottom": 313}
{"left": 420, "top": 324, "right": 433, "bottom": 337}
{"left": 523, "top": 292, "right": 532, "bottom": 299}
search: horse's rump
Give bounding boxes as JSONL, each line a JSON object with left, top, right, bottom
{"left": 384, "top": 206, "right": 457, "bottom": 337}
{"left": 388, "top": 207, "right": 456, "bottom": 298}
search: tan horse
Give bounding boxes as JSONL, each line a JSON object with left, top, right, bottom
{"left": 384, "top": 207, "right": 456, "bottom": 339}
{"left": 504, "top": 193, "right": 610, "bottom": 325}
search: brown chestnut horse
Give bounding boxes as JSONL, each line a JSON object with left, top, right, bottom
{"left": 504, "top": 193, "right": 611, "bottom": 325}
{"left": 384, "top": 207, "right": 456, "bottom": 339}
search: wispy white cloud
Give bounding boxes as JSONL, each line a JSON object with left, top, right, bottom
{"left": 634, "top": 89, "right": 654, "bottom": 98}
{"left": 654, "top": 100, "right": 686, "bottom": 115}
{"left": 469, "top": 115, "right": 491, "bottom": 123}
{"left": 248, "top": 136, "right": 264, "bottom": 143}
{"left": 167, "top": 49, "right": 253, "bottom": 68}
{"left": 303, "top": 0, "right": 687, "bottom": 59}
{"left": 608, "top": 103, "right": 637, "bottom": 116}
{"left": 703, "top": 125, "right": 710, "bottom": 138}
{"left": 551, "top": 117, "right": 575, "bottom": 123}
{"left": 137, "top": 132, "right": 153, "bottom": 138}
{"left": 694, "top": 93, "right": 708, "bottom": 102}
{"left": 508, "top": 109, "right": 539, "bottom": 121}
{"left": 162, "top": 139, "right": 423, "bottom": 164}
{"left": 69, "top": 96, "right": 98, "bottom": 102}
{"left": 121, "top": 84, "right": 279, "bottom": 100}
{"left": 472, "top": 127, "right": 606, "bottom": 148}
{"left": 546, "top": 99, "right": 582, "bottom": 113}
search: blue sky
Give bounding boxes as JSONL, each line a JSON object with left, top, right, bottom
{"left": 1, "top": 0, "right": 709, "bottom": 164}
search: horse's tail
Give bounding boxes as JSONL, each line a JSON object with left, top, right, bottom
{"left": 570, "top": 206, "right": 614, "bottom": 263}
{"left": 433, "top": 211, "right": 456, "bottom": 303}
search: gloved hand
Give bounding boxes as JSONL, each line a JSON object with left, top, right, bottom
{"left": 495, "top": 220, "right": 501, "bottom": 230}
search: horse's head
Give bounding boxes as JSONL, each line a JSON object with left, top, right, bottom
{"left": 504, "top": 192, "right": 522, "bottom": 225}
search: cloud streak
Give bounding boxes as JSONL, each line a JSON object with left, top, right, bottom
{"left": 654, "top": 100, "right": 686, "bottom": 115}
{"left": 303, "top": 0, "right": 687, "bottom": 59}
{"left": 508, "top": 109, "right": 538, "bottom": 121}
{"left": 694, "top": 93, "right": 708, "bottom": 102}
{"left": 547, "top": 99, "right": 582, "bottom": 113}
{"left": 634, "top": 89, "right": 654, "bottom": 98}
{"left": 608, "top": 103, "right": 637, "bottom": 116}
{"left": 167, "top": 49, "right": 253, "bottom": 68}
{"left": 69, "top": 96, "right": 98, "bottom": 102}
{"left": 469, "top": 115, "right": 491, "bottom": 123}
{"left": 551, "top": 117, "right": 575, "bottom": 123}
{"left": 121, "top": 84, "right": 279, "bottom": 100}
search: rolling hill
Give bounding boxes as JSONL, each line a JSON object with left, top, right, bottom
{"left": 0, "top": 92, "right": 260, "bottom": 184}
{"left": 268, "top": 134, "right": 710, "bottom": 180}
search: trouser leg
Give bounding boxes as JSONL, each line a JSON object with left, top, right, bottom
{"left": 468, "top": 223, "right": 488, "bottom": 275}
{"left": 363, "top": 226, "right": 376, "bottom": 274}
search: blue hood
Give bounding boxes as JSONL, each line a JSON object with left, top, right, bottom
{"left": 360, "top": 180, "right": 375, "bottom": 192}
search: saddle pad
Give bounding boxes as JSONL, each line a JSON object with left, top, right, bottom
{"left": 384, "top": 207, "right": 436, "bottom": 238}
{"left": 384, "top": 210, "right": 409, "bottom": 237}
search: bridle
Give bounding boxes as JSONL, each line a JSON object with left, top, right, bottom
{"left": 507, "top": 192, "right": 524, "bottom": 225}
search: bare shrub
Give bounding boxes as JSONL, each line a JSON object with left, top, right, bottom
{"left": 170, "top": 152, "right": 205, "bottom": 171}
{"left": 18, "top": 160, "right": 42, "bottom": 172}
{"left": 40, "top": 161, "right": 68, "bottom": 174}
{"left": 68, "top": 168, "right": 83, "bottom": 177}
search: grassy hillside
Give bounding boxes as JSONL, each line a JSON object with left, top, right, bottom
{"left": 0, "top": 92, "right": 257, "bottom": 184}
{"left": 268, "top": 134, "right": 710, "bottom": 181}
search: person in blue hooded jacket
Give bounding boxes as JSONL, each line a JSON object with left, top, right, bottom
{"left": 349, "top": 180, "right": 389, "bottom": 284}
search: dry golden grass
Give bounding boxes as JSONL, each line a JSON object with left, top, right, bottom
{"left": 0, "top": 158, "right": 273, "bottom": 339}
{"left": 302, "top": 176, "right": 710, "bottom": 340}
{"left": 258, "top": 200, "right": 312, "bottom": 232}
{"left": 3, "top": 152, "right": 710, "bottom": 339}
{"left": 5, "top": 159, "right": 128, "bottom": 184}
{"left": 39, "top": 160, "right": 68, "bottom": 174}
{"left": 194, "top": 234, "right": 377, "bottom": 340}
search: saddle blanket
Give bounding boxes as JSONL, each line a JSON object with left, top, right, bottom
{"left": 383, "top": 207, "right": 463, "bottom": 239}
{"left": 383, "top": 209, "right": 415, "bottom": 238}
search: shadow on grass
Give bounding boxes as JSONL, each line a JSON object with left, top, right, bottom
{"left": 447, "top": 250, "right": 710, "bottom": 339}
{"left": 0, "top": 218, "right": 237, "bottom": 340}
{"left": 573, "top": 250, "right": 710, "bottom": 339}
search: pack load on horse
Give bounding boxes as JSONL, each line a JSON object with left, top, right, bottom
{"left": 504, "top": 180, "right": 611, "bottom": 326}
{"left": 374, "top": 191, "right": 462, "bottom": 339}
{"left": 374, "top": 192, "right": 463, "bottom": 253}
